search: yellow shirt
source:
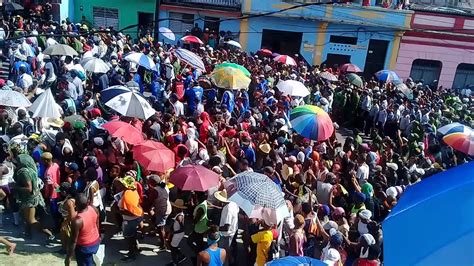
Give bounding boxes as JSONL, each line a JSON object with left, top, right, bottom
{"left": 251, "top": 230, "right": 273, "bottom": 266}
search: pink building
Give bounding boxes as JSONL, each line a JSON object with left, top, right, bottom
{"left": 395, "top": 11, "right": 474, "bottom": 89}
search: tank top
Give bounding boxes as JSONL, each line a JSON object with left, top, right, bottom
{"left": 77, "top": 206, "right": 100, "bottom": 246}
{"left": 205, "top": 247, "right": 223, "bottom": 266}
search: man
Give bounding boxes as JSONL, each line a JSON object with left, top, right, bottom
{"left": 185, "top": 81, "right": 203, "bottom": 115}
{"left": 188, "top": 192, "right": 209, "bottom": 258}
{"left": 197, "top": 226, "right": 226, "bottom": 266}
{"left": 170, "top": 93, "right": 184, "bottom": 116}
{"left": 215, "top": 190, "right": 239, "bottom": 265}
{"left": 66, "top": 193, "right": 100, "bottom": 266}
{"left": 17, "top": 65, "right": 33, "bottom": 93}
{"left": 150, "top": 175, "right": 171, "bottom": 251}
{"left": 41, "top": 152, "right": 61, "bottom": 228}
{"left": 251, "top": 221, "right": 274, "bottom": 266}
{"left": 356, "top": 154, "right": 370, "bottom": 185}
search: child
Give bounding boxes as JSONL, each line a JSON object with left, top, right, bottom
{"left": 167, "top": 199, "right": 187, "bottom": 265}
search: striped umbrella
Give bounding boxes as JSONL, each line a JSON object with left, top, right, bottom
{"left": 290, "top": 105, "right": 334, "bottom": 141}
{"left": 215, "top": 62, "right": 251, "bottom": 77}
{"left": 439, "top": 123, "right": 474, "bottom": 156}
{"left": 181, "top": 35, "right": 204, "bottom": 45}
{"left": 211, "top": 67, "right": 251, "bottom": 90}
{"left": 158, "top": 27, "right": 175, "bottom": 41}
{"left": 319, "top": 71, "right": 338, "bottom": 82}
{"left": 175, "top": 48, "right": 205, "bottom": 71}
{"left": 124, "top": 52, "right": 155, "bottom": 70}
{"left": 375, "top": 70, "right": 401, "bottom": 84}
{"left": 224, "top": 172, "right": 289, "bottom": 225}
{"left": 274, "top": 55, "right": 297, "bottom": 66}
{"left": 101, "top": 86, "right": 155, "bottom": 119}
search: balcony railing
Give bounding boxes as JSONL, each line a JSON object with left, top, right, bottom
{"left": 162, "top": 0, "right": 241, "bottom": 10}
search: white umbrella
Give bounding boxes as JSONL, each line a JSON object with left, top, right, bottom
{"left": 102, "top": 86, "right": 155, "bottom": 119}
{"left": 226, "top": 40, "right": 242, "bottom": 49}
{"left": 0, "top": 90, "right": 32, "bottom": 107}
{"left": 159, "top": 27, "right": 175, "bottom": 41}
{"left": 43, "top": 44, "right": 78, "bottom": 57}
{"left": 81, "top": 57, "right": 110, "bottom": 73}
{"left": 124, "top": 52, "right": 155, "bottom": 70}
{"left": 28, "top": 89, "right": 62, "bottom": 118}
{"left": 82, "top": 51, "right": 94, "bottom": 59}
{"left": 276, "top": 80, "right": 310, "bottom": 97}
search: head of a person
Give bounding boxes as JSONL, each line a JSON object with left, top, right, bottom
{"left": 83, "top": 166, "right": 97, "bottom": 182}
{"left": 75, "top": 193, "right": 89, "bottom": 212}
{"left": 294, "top": 214, "right": 305, "bottom": 230}
{"left": 55, "top": 132, "right": 66, "bottom": 147}
{"left": 59, "top": 182, "right": 73, "bottom": 198}
{"left": 41, "top": 152, "right": 53, "bottom": 167}
{"left": 109, "top": 165, "right": 121, "bottom": 179}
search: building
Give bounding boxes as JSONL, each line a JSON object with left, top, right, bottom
{"left": 395, "top": 5, "right": 474, "bottom": 89}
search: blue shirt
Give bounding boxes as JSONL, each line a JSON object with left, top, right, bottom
{"left": 185, "top": 86, "right": 203, "bottom": 113}
{"left": 241, "top": 145, "right": 256, "bottom": 166}
{"left": 221, "top": 91, "right": 235, "bottom": 113}
{"left": 133, "top": 73, "right": 144, "bottom": 93}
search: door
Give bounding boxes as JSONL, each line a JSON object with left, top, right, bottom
{"left": 410, "top": 59, "right": 442, "bottom": 84}
{"left": 324, "top": 54, "right": 351, "bottom": 69}
{"left": 204, "top": 16, "right": 220, "bottom": 33}
{"left": 138, "top": 12, "right": 154, "bottom": 37}
{"left": 261, "top": 29, "right": 303, "bottom": 56}
{"left": 364, "top": 39, "right": 389, "bottom": 78}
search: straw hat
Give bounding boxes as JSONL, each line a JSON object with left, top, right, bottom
{"left": 214, "top": 189, "right": 230, "bottom": 203}
{"left": 46, "top": 117, "right": 65, "bottom": 128}
{"left": 281, "top": 164, "right": 293, "bottom": 181}
{"left": 171, "top": 199, "right": 187, "bottom": 209}
{"left": 259, "top": 143, "right": 271, "bottom": 154}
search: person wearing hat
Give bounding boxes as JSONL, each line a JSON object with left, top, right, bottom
{"left": 251, "top": 219, "right": 274, "bottom": 266}
{"left": 215, "top": 189, "right": 239, "bottom": 264}
{"left": 167, "top": 199, "right": 187, "bottom": 265}
{"left": 64, "top": 162, "right": 80, "bottom": 184}
{"left": 197, "top": 225, "right": 226, "bottom": 266}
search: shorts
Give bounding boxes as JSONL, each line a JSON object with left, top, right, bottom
{"left": 122, "top": 217, "right": 143, "bottom": 238}
{"left": 155, "top": 214, "right": 169, "bottom": 227}
{"left": 75, "top": 240, "right": 100, "bottom": 266}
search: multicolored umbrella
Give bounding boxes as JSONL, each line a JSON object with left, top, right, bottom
{"left": 375, "top": 70, "right": 401, "bottom": 84}
{"left": 319, "top": 71, "right": 338, "bottom": 82}
{"left": 102, "top": 121, "right": 144, "bottom": 145}
{"left": 224, "top": 172, "right": 289, "bottom": 225}
{"left": 274, "top": 55, "right": 297, "bottom": 66}
{"left": 257, "top": 48, "right": 272, "bottom": 57}
{"left": 169, "top": 165, "right": 219, "bottom": 191}
{"left": 215, "top": 62, "right": 250, "bottom": 77}
{"left": 181, "top": 35, "right": 204, "bottom": 45}
{"left": 133, "top": 140, "right": 175, "bottom": 173}
{"left": 102, "top": 86, "right": 156, "bottom": 120}
{"left": 124, "top": 52, "right": 155, "bottom": 70}
{"left": 276, "top": 80, "right": 310, "bottom": 97}
{"left": 174, "top": 48, "right": 205, "bottom": 71}
{"left": 345, "top": 73, "right": 363, "bottom": 88}
{"left": 158, "top": 27, "right": 175, "bottom": 41}
{"left": 290, "top": 105, "right": 334, "bottom": 141}
{"left": 43, "top": 44, "right": 78, "bottom": 57}
{"left": 439, "top": 123, "right": 474, "bottom": 156}
{"left": 211, "top": 67, "right": 251, "bottom": 90}
{"left": 340, "top": 63, "right": 362, "bottom": 73}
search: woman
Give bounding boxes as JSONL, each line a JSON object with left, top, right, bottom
{"left": 83, "top": 167, "right": 105, "bottom": 223}
{"left": 199, "top": 111, "right": 212, "bottom": 143}
{"left": 288, "top": 214, "right": 306, "bottom": 256}
{"left": 58, "top": 182, "right": 76, "bottom": 253}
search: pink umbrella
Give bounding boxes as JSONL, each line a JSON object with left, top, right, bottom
{"left": 169, "top": 165, "right": 219, "bottom": 191}
{"left": 102, "top": 121, "right": 144, "bottom": 145}
{"left": 133, "top": 141, "right": 175, "bottom": 173}
{"left": 274, "top": 55, "right": 297, "bottom": 66}
{"left": 340, "top": 63, "right": 362, "bottom": 73}
{"left": 257, "top": 48, "right": 272, "bottom": 57}
{"left": 180, "top": 35, "right": 204, "bottom": 45}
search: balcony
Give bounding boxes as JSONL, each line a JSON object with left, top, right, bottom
{"left": 161, "top": 0, "right": 241, "bottom": 11}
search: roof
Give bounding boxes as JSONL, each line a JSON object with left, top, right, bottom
{"left": 410, "top": 4, "right": 474, "bottom": 17}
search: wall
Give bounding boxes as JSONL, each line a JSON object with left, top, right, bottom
{"left": 60, "top": 0, "right": 74, "bottom": 22}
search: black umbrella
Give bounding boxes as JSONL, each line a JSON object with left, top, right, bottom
{"left": 2, "top": 2, "right": 24, "bottom": 12}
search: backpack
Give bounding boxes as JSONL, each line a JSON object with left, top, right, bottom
{"left": 267, "top": 239, "right": 280, "bottom": 262}
{"left": 18, "top": 120, "right": 34, "bottom": 137}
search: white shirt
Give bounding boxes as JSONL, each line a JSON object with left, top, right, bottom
{"left": 173, "top": 101, "right": 184, "bottom": 116}
{"left": 357, "top": 163, "right": 370, "bottom": 184}
{"left": 219, "top": 201, "right": 239, "bottom": 237}
{"left": 18, "top": 73, "right": 33, "bottom": 89}
{"left": 46, "top": 37, "right": 58, "bottom": 48}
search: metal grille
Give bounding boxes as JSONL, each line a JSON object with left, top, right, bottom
{"left": 93, "top": 7, "right": 119, "bottom": 30}
{"left": 169, "top": 12, "right": 194, "bottom": 35}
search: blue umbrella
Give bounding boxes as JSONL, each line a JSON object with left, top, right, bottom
{"left": 375, "top": 70, "right": 401, "bottom": 84}
{"left": 175, "top": 48, "right": 205, "bottom": 72}
{"left": 266, "top": 256, "right": 326, "bottom": 266}
{"left": 383, "top": 162, "right": 474, "bottom": 266}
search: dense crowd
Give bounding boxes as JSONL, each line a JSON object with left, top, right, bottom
{"left": 0, "top": 7, "right": 473, "bottom": 266}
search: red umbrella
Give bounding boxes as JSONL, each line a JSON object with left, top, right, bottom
{"left": 133, "top": 140, "right": 175, "bottom": 173}
{"left": 180, "top": 35, "right": 204, "bottom": 45}
{"left": 257, "top": 48, "right": 272, "bottom": 57}
{"left": 102, "top": 121, "right": 144, "bottom": 145}
{"left": 340, "top": 63, "right": 362, "bottom": 73}
{"left": 169, "top": 165, "right": 219, "bottom": 191}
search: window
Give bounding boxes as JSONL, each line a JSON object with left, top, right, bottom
{"left": 410, "top": 59, "right": 442, "bottom": 83}
{"left": 169, "top": 12, "right": 194, "bottom": 35}
{"left": 93, "top": 7, "right": 119, "bottom": 30}
{"left": 452, "top": 63, "right": 474, "bottom": 89}
{"left": 329, "top": 35, "right": 358, "bottom": 45}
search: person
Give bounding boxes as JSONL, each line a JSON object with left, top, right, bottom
{"left": 0, "top": 236, "right": 15, "bottom": 255}
{"left": 215, "top": 189, "right": 239, "bottom": 265}
{"left": 288, "top": 214, "right": 306, "bottom": 256}
{"left": 197, "top": 225, "right": 226, "bottom": 266}
{"left": 167, "top": 199, "right": 187, "bottom": 266}
{"left": 83, "top": 167, "right": 105, "bottom": 223}
{"left": 58, "top": 182, "right": 76, "bottom": 254}
{"left": 150, "top": 174, "right": 171, "bottom": 251}
{"left": 188, "top": 192, "right": 210, "bottom": 256}
{"left": 251, "top": 220, "right": 274, "bottom": 266}
{"left": 65, "top": 193, "right": 100, "bottom": 266}
{"left": 41, "top": 152, "right": 61, "bottom": 228}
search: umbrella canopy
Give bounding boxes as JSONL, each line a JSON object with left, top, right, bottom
{"left": 64, "top": 114, "right": 86, "bottom": 124}
{"left": 319, "top": 71, "right": 338, "bottom": 82}
{"left": 169, "top": 165, "right": 219, "bottom": 191}
{"left": 257, "top": 49, "right": 272, "bottom": 57}
{"left": 224, "top": 172, "right": 289, "bottom": 225}
{"left": 340, "top": 63, "right": 362, "bottom": 73}
{"left": 175, "top": 48, "right": 205, "bottom": 72}
{"left": 81, "top": 57, "right": 110, "bottom": 73}
{"left": 3, "top": 2, "right": 23, "bottom": 12}
{"left": 274, "top": 55, "right": 297, "bottom": 66}
{"left": 43, "top": 44, "right": 78, "bottom": 57}
{"left": 124, "top": 52, "right": 155, "bottom": 70}
{"left": 395, "top": 83, "right": 413, "bottom": 99}
{"left": 345, "top": 73, "right": 363, "bottom": 88}
{"left": 28, "top": 89, "right": 62, "bottom": 118}
{"left": 276, "top": 80, "right": 310, "bottom": 97}
{"left": 133, "top": 140, "right": 175, "bottom": 173}
{"left": 439, "top": 123, "right": 474, "bottom": 156}
{"left": 102, "top": 85, "right": 155, "bottom": 120}
{"left": 383, "top": 162, "right": 474, "bottom": 266}
{"left": 0, "top": 90, "right": 31, "bottom": 107}
{"left": 102, "top": 121, "right": 144, "bottom": 145}
{"left": 375, "top": 70, "right": 401, "bottom": 83}
{"left": 267, "top": 256, "right": 326, "bottom": 266}
{"left": 211, "top": 67, "right": 251, "bottom": 90}
{"left": 225, "top": 40, "right": 242, "bottom": 49}
{"left": 290, "top": 105, "right": 334, "bottom": 141}
{"left": 181, "top": 35, "right": 204, "bottom": 45}
{"left": 158, "top": 27, "right": 175, "bottom": 41}
{"left": 215, "top": 62, "right": 251, "bottom": 77}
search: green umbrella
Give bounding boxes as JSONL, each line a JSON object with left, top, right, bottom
{"left": 346, "top": 73, "right": 363, "bottom": 88}
{"left": 215, "top": 62, "right": 251, "bottom": 77}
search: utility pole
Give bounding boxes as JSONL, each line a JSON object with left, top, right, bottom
{"left": 154, "top": 0, "right": 161, "bottom": 40}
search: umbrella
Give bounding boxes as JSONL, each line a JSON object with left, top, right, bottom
{"left": 102, "top": 121, "right": 144, "bottom": 145}
{"left": 0, "top": 90, "right": 31, "bottom": 107}
{"left": 181, "top": 35, "right": 204, "bottom": 45}
{"left": 395, "top": 83, "right": 413, "bottom": 99}
{"left": 345, "top": 73, "right": 363, "bottom": 88}
{"left": 28, "top": 89, "right": 62, "bottom": 118}
{"left": 383, "top": 161, "right": 474, "bottom": 266}
{"left": 43, "top": 44, "right": 78, "bottom": 57}
{"left": 169, "top": 165, "right": 219, "bottom": 192}
{"left": 158, "top": 27, "right": 175, "bottom": 41}
{"left": 375, "top": 70, "right": 401, "bottom": 84}
{"left": 211, "top": 67, "right": 251, "bottom": 90}
{"left": 175, "top": 48, "right": 205, "bottom": 72}
{"left": 198, "top": 77, "right": 212, "bottom": 89}
{"left": 257, "top": 49, "right": 272, "bottom": 57}
{"left": 439, "top": 124, "right": 474, "bottom": 156}
{"left": 215, "top": 62, "right": 251, "bottom": 77}
{"left": 438, "top": 122, "right": 468, "bottom": 136}
{"left": 102, "top": 85, "right": 155, "bottom": 120}
{"left": 290, "top": 105, "right": 334, "bottom": 141}
{"left": 124, "top": 52, "right": 155, "bottom": 70}
{"left": 319, "top": 71, "right": 338, "bottom": 82}
{"left": 81, "top": 57, "right": 110, "bottom": 73}
{"left": 225, "top": 40, "right": 242, "bottom": 49}
{"left": 133, "top": 140, "right": 175, "bottom": 173}
{"left": 224, "top": 172, "right": 289, "bottom": 225}
{"left": 267, "top": 256, "right": 326, "bottom": 266}
{"left": 276, "top": 80, "right": 310, "bottom": 97}
{"left": 340, "top": 63, "right": 362, "bottom": 73}
{"left": 2, "top": 3, "right": 23, "bottom": 12}
{"left": 274, "top": 55, "right": 297, "bottom": 66}
{"left": 64, "top": 114, "right": 86, "bottom": 124}
{"left": 272, "top": 52, "right": 281, "bottom": 57}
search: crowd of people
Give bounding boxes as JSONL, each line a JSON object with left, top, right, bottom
{"left": 0, "top": 6, "right": 473, "bottom": 266}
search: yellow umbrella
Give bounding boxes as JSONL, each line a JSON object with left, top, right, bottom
{"left": 211, "top": 67, "right": 251, "bottom": 90}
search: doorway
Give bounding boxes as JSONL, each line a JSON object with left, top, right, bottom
{"left": 364, "top": 39, "right": 389, "bottom": 78}
{"left": 138, "top": 12, "right": 154, "bottom": 37}
{"left": 204, "top": 16, "right": 220, "bottom": 33}
{"left": 324, "top": 53, "right": 351, "bottom": 69}
{"left": 261, "top": 29, "right": 302, "bottom": 56}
